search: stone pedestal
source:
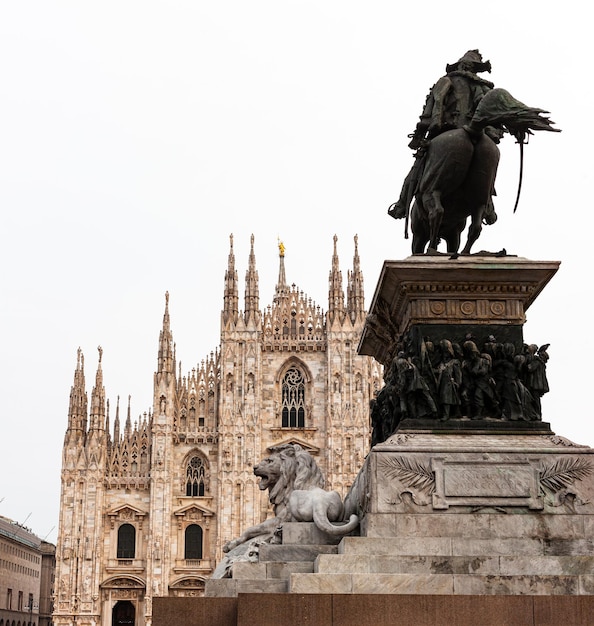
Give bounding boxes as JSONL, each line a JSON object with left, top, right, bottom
{"left": 359, "top": 255, "right": 559, "bottom": 367}
{"left": 360, "top": 255, "right": 560, "bottom": 440}
{"left": 289, "top": 433, "right": 594, "bottom": 596}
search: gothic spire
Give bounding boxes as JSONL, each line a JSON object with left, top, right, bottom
{"left": 66, "top": 347, "right": 88, "bottom": 440}
{"left": 275, "top": 238, "right": 288, "bottom": 297}
{"left": 347, "top": 234, "right": 365, "bottom": 321}
{"left": 105, "top": 399, "right": 111, "bottom": 441}
{"left": 244, "top": 234, "right": 260, "bottom": 322}
{"left": 89, "top": 346, "right": 106, "bottom": 432}
{"left": 223, "top": 234, "right": 239, "bottom": 323}
{"left": 157, "top": 291, "right": 175, "bottom": 375}
{"left": 113, "top": 395, "right": 121, "bottom": 442}
{"left": 328, "top": 234, "right": 345, "bottom": 321}
{"left": 125, "top": 395, "right": 132, "bottom": 435}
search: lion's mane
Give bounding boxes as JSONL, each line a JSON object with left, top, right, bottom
{"left": 265, "top": 444, "right": 324, "bottom": 517}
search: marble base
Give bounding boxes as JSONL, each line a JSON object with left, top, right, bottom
{"left": 355, "top": 432, "right": 594, "bottom": 520}
{"left": 291, "top": 432, "right": 594, "bottom": 595}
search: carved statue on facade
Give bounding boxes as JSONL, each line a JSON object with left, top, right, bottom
{"left": 212, "top": 443, "right": 358, "bottom": 578}
{"left": 388, "top": 50, "right": 560, "bottom": 254}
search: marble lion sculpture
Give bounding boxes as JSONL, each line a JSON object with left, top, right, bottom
{"left": 223, "top": 443, "right": 359, "bottom": 553}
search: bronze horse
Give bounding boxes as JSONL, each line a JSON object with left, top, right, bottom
{"left": 408, "top": 88, "right": 559, "bottom": 254}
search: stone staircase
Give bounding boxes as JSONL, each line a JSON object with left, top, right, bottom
{"left": 204, "top": 522, "right": 342, "bottom": 597}
{"left": 289, "top": 513, "right": 594, "bottom": 595}
{"left": 206, "top": 512, "right": 594, "bottom": 597}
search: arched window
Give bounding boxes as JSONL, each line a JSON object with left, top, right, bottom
{"left": 186, "top": 456, "right": 206, "bottom": 496}
{"left": 117, "top": 524, "right": 136, "bottom": 559}
{"left": 198, "top": 397, "right": 206, "bottom": 427}
{"left": 282, "top": 366, "right": 305, "bottom": 428}
{"left": 184, "top": 524, "right": 203, "bottom": 559}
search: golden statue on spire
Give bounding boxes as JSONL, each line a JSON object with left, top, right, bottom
{"left": 278, "top": 238, "right": 285, "bottom": 257}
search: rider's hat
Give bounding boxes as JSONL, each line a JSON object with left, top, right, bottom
{"left": 446, "top": 50, "right": 492, "bottom": 74}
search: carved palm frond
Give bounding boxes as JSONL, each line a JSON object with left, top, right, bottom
{"left": 539, "top": 457, "right": 593, "bottom": 493}
{"left": 380, "top": 456, "right": 435, "bottom": 494}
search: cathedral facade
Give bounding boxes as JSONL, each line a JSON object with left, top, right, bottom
{"left": 53, "top": 235, "right": 381, "bottom": 626}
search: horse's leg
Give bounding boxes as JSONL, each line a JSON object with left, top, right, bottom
{"left": 461, "top": 206, "right": 485, "bottom": 254}
{"left": 412, "top": 232, "right": 428, "bottom": 254}
{"left": 424, "top": 190, "right": 444, "bottom": 251}
{"left": 446, "top": 229, "right": 462, "bottom": 254}
{"left": 461, "top": 135, "right": 499, "bottom": 254}
{"left": 410, "top": 199, "right": 430, "bottom": 253}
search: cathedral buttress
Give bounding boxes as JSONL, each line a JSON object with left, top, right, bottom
{"left": 55, "top": 347, "right": 107, "bottom": 626}
{"left": 218, "top": 235, "right": 263, "bottom": 552}
{"left": 149, "top": 292, "right": 178, "bottom": 601}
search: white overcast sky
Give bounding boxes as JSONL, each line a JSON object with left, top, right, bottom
{"left": 1, "top": 2, "right": 590, "bottom": 543}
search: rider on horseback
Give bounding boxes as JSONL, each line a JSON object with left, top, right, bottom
{"left": 388, "top": 50, "right": 494, "bottom": 221}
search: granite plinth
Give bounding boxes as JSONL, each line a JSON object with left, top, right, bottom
{"left": 154, "top": 594, "right": 594, "bottom": 626}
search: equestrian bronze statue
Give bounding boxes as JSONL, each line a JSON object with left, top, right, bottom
{"left": 389, "top": 51, "right": 560, "bottom": 254}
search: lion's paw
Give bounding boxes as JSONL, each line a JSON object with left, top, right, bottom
{"left": 223, "top": 540, "right": 237, "bottom": 553}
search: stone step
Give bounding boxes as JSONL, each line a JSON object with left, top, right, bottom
{"left": 232, "top": 560, "right": 314, "bottom": 580}
{"left": 289, "top": 572, "right": 594, "bottom": 595}
{"left": 363, "top": 512, "right": 593, "bottom": 541}
{"left": 315, "top": 553, "right": 594, "bottom": 576}
{"left": 544, "top": 538, "right": 594, "bottom": 556}
{"left": 338, "top": 536, "right": 594, "bottom": 557}
{"left": 282, "top": 521, "right": 346, "bottom": 545}
{"left": 205, "top": 577, "right": 289, "bottom": 598}
{"left": 258, "top": 543, "right": 338, "bottom": 562}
